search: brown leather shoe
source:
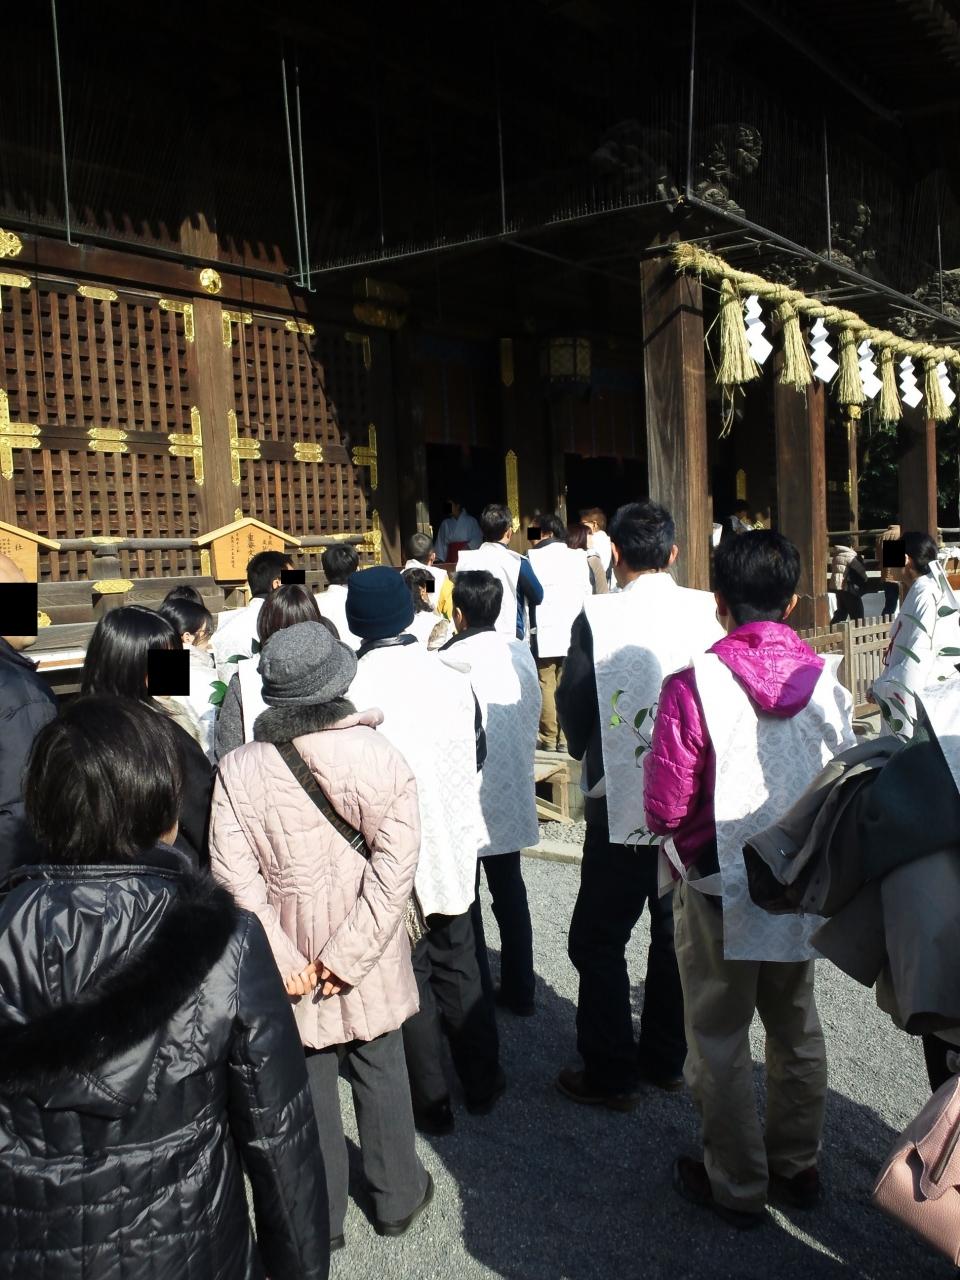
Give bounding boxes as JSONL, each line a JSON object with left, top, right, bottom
{"left": 555, "top": 1067, "right": 638, "bottom": 1112}
{"left": 672, "top": 1157, "right": 767, "bottom": 1230}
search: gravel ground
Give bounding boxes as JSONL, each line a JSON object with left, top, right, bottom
{"left": 329, "top": 856, "right": 952, "bottom": 1280}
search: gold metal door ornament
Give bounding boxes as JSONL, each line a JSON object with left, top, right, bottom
{"left": 87, "top": 427, "right": 128, "bottom": 454}
{"left": 345, "top": 332, "right": 373, "bottom": 370}
{"left": 0, "top": 229, "right": 23, "bottom": 259}
{"left": 222, "top": 309, "right": 253, "bottom": 347}
{"left": 351, "top": 424, "right": 378, "bottom": 490}
{"left": 285, "top": 319, "right": 315, "bottom": 336}
{"left": 168, "top": 406, "right": 205, "bottom": 484}
{"left": 0, "top": 272, "right": 30, "bottom": 314}
{"left": 159, "top": 298, "right": 196, "bottom": 343}
{"left": 77, "top": 285, "right": 117, "bottom": 302}
{"left": 360, "top": 510, "right": 383, "bottom": 565}
{"left": 228, "top": 409, "right": 261, "bottom": 484}
{"left": 199, "top": 268, "right": 223, "bottom": 295}
{"left": 505, "top": 450, "right": 520, "bottom": 531}
{"left": 0, "top": 388, "right": 40, "bottom": 480}
{"left": 293, "top": 442, "right": 324, "bottom": 463}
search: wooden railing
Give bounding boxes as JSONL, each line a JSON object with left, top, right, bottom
{"left": 799, "top": 616, "right": 891, "bottom": 713}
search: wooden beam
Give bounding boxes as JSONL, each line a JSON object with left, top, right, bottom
{"left": 846, "top": 408, "right": 860, "bottom": 535}
{"left": 186, "top": 297, "right": 237, "bottom": 534}
{"left": 898, "top": 410, "right": 938, "bottom": 534}
{"left": 639, "top": 257, "right": 710, "bottom": 589}
{"left": 774, "top": 374, "right": 829, "bottom": 630}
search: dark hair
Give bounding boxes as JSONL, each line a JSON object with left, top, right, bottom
{"left": 26, "top": 695, "right": 183, "bottom": 865}
{"left": 480, "top": 503, "right": 514, "bottom": 542}
{"left": 157, "top": 596, "right": 215, "bottom": 644}
{"left": 567, "top": 522, "right": 590, "bottom": 551}
{"left": 579, "top": 507, "right": 606, "bottom": 530}
{"left": 453, "top": 570, "right": 503, "bottom": 628}
{"left": 903, "top": 531, "right": 939, "bottom": 576}
{"left": 713, "top": 530, "right": 801, "bottom": 625}
{"left": 733, "top": 501, "right": 752, "bottom": 516}
{"left": 403, "top": 567, "right": 435, "bottom": 614}
{"left": 81, "top": 606, "right": 179, "bottom": 704}
{"left": 321, "top": 543, "right": 360, "bottom": 585}
{"left": 539, "top": 514, "right": 567, "bottom": 541}
{"left": 258, "top": 584, "right": 322, "bottom": 645}
{"left": 163, "top": 584, "right": 204, "bottom": 606}
{"left": 406, "top": 532, "right": 434, "bottom": 561}
{"left": 247, "top": 550, "right": 292, "bottom": 597}
{"left": 608, "top": 501, "right": 675, "bottom": 571}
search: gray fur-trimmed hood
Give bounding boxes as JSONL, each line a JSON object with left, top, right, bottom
{"left": 252, "top": 698, "right": 360, "bottom": 743}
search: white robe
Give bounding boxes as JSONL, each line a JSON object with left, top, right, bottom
{"left": 211, "top": 598, "right": 264, "bottom": 686}
{"left": 872, "top": 563, "right": 960, "bottom": 739}
{"left": 449, "top": 631, "right": 541, "bottom": 855}
{"left": 315, "top": 583, "right": 362, "bottom": 651}
{"left": 584, "top": 574, "right": 723, "bottom": 845}
{"left": 172, "top": 646, "right": 219, "bottom": 761}
{"left": 687, "top": 652, "right": 855, "bottom": 961}
{"left": 528, "top": 542, "right": 592, "bottom": 659}
{"left": 237, "top": 653, "right": 268, "bottom": 743}
{"left": 348, "top": 643, "right": 482, "bottom": 918}
{"left": 456, "top": 543, "right": 523, "bottom": 640}
{"left": 435, "top": 511, "right": 483, "bottom": 562}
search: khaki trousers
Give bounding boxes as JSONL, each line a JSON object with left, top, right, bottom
{"left": 537, "top": 657, "right": 564, "bottom": 747}
{"left": 673, "top": 880, "right": 827, "bottom": 1213}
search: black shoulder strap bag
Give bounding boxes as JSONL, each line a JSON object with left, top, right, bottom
{"left": 274, "top": 740, "right": 427, "bottom": 947}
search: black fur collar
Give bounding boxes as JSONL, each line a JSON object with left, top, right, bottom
{"left": 253, "top": 697, "right": 356, "bottom": 743}
{"left": 0, "top": 869, "right": 238, "bottom": 1092}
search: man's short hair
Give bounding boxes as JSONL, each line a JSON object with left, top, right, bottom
{"left": 407, "top": 532, "right": 434, "bottom": 562}
{"left": 608, "top": 501, "right": 675, "bottom": 572}
{"left": 27, "top": 695, "right": 183, "bottom": 865}
{"left": 321, "top": 543, "right": 360, "bottom": 585}
{"left": 539, "top": 514, "right": 567, "bottom": 541}
{"left": 247, "top": 550, "right": 293, "bottom": 597}
{"left": 579, "top": 507, "right": 607, "bottom": 531}
{"left": 480, "top": 504, "right": 514, "bottom": 542}
{"left": 713, "top": 530, "right": 801, "bottom": 625}
{"left": 453, "top": 570, "right": 504, "bottom": 628}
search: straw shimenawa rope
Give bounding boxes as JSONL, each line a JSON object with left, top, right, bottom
{"left": 718, "top": 278, "right": 759, "bottom": 388}
{"left": 672, "top": 245, "right": 960, "bottom": 410}
{"left": 776, "top": 300, "right": 813, "bottom": 390}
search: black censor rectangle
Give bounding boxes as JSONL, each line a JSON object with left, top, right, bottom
{"left": 280, "top": 568, "right": 306, "bottom": 585}
{"left": 0, "top": 583, "right": 38, "bottom": 637}
{"left": 147, "top": 648, "right": 191, "bottom": 697}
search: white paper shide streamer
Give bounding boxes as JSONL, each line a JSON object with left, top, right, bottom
{"left": 743, "top": 295, "right": 772, "bottom": 366}
{"left": 809, "top": 318, "right": 839, "bottom": 383}
{"left": 937, "top": 361, "right": 957, "bottom": 410}
{"left": 899, "top": 357, "right": 923, "bottom": 409}
{"left": 857, "top": 341, "right": 882, "bottom": 400}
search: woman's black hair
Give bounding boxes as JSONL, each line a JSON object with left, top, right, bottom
{"left": 539, "top": 514, "right": 568, "bottom": 541}
{"left": 157, "top": 597, "right": 215, "bottom": 644}
{"left": 81, "top": 606, "right": 180, "bottom": 704}
{"left": 566, "top": 522, "right": 590, "bottom": 551}
{"left": 163, "top": 584, "right": 204, "bottom": 606}
{"left": 903, "top": 531, "right": 939, "bottom": 576}
{"left": 257, "top": 584, "right": 323, "bottom": 644}
{"left": 713, "top": 530, "right": 801, "bottom": 625}
{"left": 403, "top": 567, "right": 435, "bottom": 613}
{"left": 26, "top": 695, "right": 183, "bottom": 865}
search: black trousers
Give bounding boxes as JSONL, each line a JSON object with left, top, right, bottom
{"left": 923, "top": 1033, "right": 957, "bottom": 1093}
{"left": 831, "top": 590, "right": 865, "bottom": 625}
{"left": 568, "top": 815, "right": 687, "bottom": 1093}
{"left": 471, "top": 853, "right": 536, "bottom": 1008}
{"left": 883, "top": 583, "right": 901, "bottom": 617}
{"left": 401, "top": 908, "right": 501, "bottom": 1111}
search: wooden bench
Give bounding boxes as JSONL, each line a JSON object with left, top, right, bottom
{"left": 534, "top": 752, "right": 572, "bottom": 823}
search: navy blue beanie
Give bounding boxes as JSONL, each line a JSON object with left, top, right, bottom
{"left": 346, "top": 566, "right": 415, "bottom": 640}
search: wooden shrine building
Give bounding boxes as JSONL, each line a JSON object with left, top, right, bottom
{"left": 3, "top": 0, "right": 960, "bottom": 635}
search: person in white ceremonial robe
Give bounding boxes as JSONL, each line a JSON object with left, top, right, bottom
{"left": 434, "top": 498, "right": 483, "bottom": 563}
{"left": 210, "top": 550, "right": 292, "bottom": 687}
{"left": 315, "top": 543, "right": 362, "bottom": 651}
{"left": 456, "top": 504, "right": 543, "bottom": 641}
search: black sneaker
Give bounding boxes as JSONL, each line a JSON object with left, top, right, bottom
{"left": 374, "top": 1172, "right": 435, "bottom": 1238}
{"left": 554, "top": 1067, "right": 637, "bottom": 1112}
{"left": 673, "top": 1156, "right": 767, "bottom": 1230}
{"left": 330, "top": 1234, "right": 345, "bottom": 1253}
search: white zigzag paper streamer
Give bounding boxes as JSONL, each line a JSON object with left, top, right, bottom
{"left": 809, "top": 318, "right": 838, "bottom": 383}
{"left": 899, "top": 357, "right": 923, "bottom": 409}
{"left": 743, "top": 295, "right": 772, "bottom": 366}
{"left": 937, "top": 361, "right": 956, "bottom": 409}
{"left": 857, "top": 340, "right": 882, "bottom": 400}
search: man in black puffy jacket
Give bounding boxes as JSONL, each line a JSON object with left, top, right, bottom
{"left": 0, "top": 696, "right": 328, "bottom": 1280}
{"left": 0, "top": 553, "right": 57, "bottom": 881}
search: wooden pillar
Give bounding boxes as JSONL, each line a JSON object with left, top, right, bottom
{"left": 366, "top": 331, "right": 401, "bottom": 567}
{"left": 639, "top": 257, "right": 710, "bottom": 589}
{"left": 392, "top": 331, "right": 429, "bottom": 541}
{"left": 774, "top": 374, "right": 829, "bottom": 630}
{"left": 845, "top": 407, "right": 860, "bottom": 535}
{"left": 899, "top": 410, "right": 938, "bottom": 534}
{"left": 185, "top": 295, "right": 239, "bottom": 534}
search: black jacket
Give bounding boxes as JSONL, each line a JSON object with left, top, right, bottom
{"left": 0, "top": 848, "right": 329, "bottom": 1280}
{"left": 0, "top": 638, "right": 57, "bottom": 881}
{"left": 165, "top": 715, "right": 215, "bottom": 867}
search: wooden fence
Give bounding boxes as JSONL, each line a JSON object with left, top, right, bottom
{"left": 799, "top": 616, "right": 891, "bottom": 714}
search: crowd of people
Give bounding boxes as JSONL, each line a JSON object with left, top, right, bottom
{"left": 0, "top": 497, "right": 957, "bottom": 1276}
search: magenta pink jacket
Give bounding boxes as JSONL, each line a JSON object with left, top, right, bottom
{"left": 643, "top": 622, "right": 825, "bottom": 868}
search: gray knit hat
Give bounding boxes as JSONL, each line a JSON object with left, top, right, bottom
{"left": 259, "top": 621, "right": 357, "bottom": 706}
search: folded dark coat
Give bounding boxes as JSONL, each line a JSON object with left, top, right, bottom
{"left": 0, "top": 848, "right": 329, "bottom": 1280}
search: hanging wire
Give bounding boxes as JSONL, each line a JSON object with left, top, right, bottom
{"left": 50, "top": 0, "right": 73, "bottom": 245}
{"left": 294, "top": 62, "right": 313, "bottom": 292}
{"left": 281, "top": 54, "right": 305, "bottom": 286}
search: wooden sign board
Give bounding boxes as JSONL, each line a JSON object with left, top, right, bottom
{"left": 0, "top": 521, "right": 61, "bottom": 583}
{"left": 209, "top": 527, "right": 285, "bottom": 581}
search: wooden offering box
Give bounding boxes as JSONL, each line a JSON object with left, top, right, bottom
{"left": 197, "top": 518, "right": 300, "bottom": 583}
{"left": 0, "top": 521, "right": 61, "bottom": 583}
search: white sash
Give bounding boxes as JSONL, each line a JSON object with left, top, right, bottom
{"left": 584, "top": 576, "right": 723, "bottom": 845}
{"left": 917, "top": 680, "right": 960, "bottom": 797}
{"left": 237, "top": 655, "right": 267, "bottom": 744}
{"left": 528, "top": 543, "right": 592, "bottom": 658}
{"left": 692, "top": 651, "right": 854, "bottom": 961}
{"left": 456, "top": 544, "right": 523, "bottom": 638}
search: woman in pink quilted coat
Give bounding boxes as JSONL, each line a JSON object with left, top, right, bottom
{"left": 209, "top": 621, "right": 433, "bottom": 1251}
